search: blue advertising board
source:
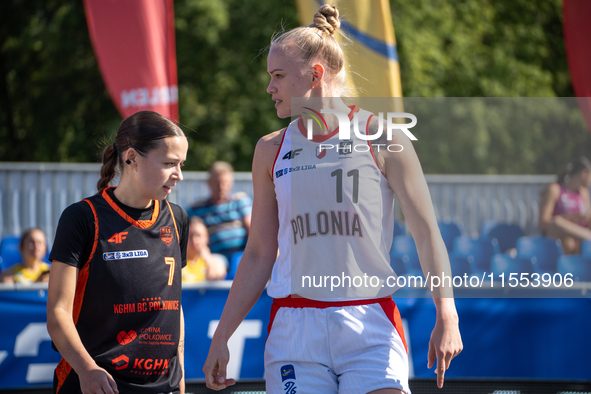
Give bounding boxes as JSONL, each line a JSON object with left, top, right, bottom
{"left": 0, "top": 286, "right": 590, "bottom": 389}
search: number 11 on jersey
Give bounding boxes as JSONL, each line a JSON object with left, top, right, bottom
{"left": 331, "top": 169, "right": 359, "bottom": 203}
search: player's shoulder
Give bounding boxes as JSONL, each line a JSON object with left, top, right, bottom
{"left": 250, "top": 126, "right": 288, "bottom": 180}
{"left": 254, "top": 127, "right": 288, "bottom": 166}
{"left": 166, "top": 201, "right": 188, "bottom": 219}
{"left": 257, "top": 127, "right": 287, "bottom": 149}
{"left": 165, "top": 201, "right": 189, "bottom": 227}
{"left": 61, "top": 198, "right": 96, "bottom": 220}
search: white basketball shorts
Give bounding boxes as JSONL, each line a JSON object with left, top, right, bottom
{"left": 264, "top": 296, "right": 410, "bottom": 394}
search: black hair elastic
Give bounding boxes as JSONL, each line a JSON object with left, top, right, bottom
{"left": 112, "top": 141, "right": 118, "bottom": 152}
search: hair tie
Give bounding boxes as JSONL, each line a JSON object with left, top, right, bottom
{"left": 112, "top": 141, "right": 118, "bottom": 152}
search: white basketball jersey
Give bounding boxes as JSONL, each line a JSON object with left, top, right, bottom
{"left": 269, "top": 106, "right": 398, "bottom": 299}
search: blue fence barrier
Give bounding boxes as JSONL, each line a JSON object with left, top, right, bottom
{"left": 1, "top": 286, "right": 590, "bottom": 389}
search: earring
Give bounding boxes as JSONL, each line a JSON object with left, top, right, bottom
{"left": 126, "top": 159, "right": 131, "bottom": 165}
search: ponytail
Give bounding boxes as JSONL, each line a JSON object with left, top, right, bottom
{"left": 97, "top": 143, "right": 120, "bottom": 192}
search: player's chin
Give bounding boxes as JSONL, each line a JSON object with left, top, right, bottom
{"left": 275, "top": 106, "right": 290, "bottom": 119}
{"left": 151, "top": 189, "right": 168, "bottom": 201}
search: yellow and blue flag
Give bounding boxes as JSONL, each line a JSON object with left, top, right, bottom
{"left": 295, "top": 0, "right": 402, "bottom": 99}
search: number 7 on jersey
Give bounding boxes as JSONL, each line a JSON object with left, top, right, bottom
{"left": 165, "top": 257, "right": 175, "bottom": 285}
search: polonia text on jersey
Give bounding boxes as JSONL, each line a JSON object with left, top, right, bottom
{"left": 290, "top": 210, "right": 363, "bottom": 245}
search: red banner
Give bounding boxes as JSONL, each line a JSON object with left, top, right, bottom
{"left": 563, "top": 0, "right": 591, "bottom": 133}
{"left": 83, "top": 0, "right": 179, "bottom": 121}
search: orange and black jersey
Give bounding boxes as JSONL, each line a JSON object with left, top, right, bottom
{"left": 49, "top": 187, "right": 188, "bottom": 394}
{"left": 50, "top": 188, "right": 188, "bottom": 270}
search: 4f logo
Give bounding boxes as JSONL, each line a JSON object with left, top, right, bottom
{"left": 282, "top": 149, "right": 302, "bottom": 160}
{"left": 108, "top": 231, "right": 128, "bottom": 244}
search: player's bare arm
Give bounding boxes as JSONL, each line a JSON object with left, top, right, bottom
{"left": 47, "top": 262, "right": 119, "bottom": 394}
{"left": 203, "top": 129, "right": 283, "bottom": 391}
{"left": 375, "top": 118, "right": 463, "bottom": 388}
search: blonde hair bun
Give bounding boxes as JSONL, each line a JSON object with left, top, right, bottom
{"left": 312, "top": 4, "right": 340, "bottom": 35}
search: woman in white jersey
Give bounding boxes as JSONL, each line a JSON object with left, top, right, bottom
{"left": 204, "top": 5, "right": 462, "bottom": 393}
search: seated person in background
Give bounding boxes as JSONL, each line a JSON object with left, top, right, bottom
{"left": 183, "top": 217, "right": 227, "bottom": 282}
{"left": 186, "top": 161, "right": 252, "bottom": 262}
{"left": 539, "top": 156, "right": 591, "bottom": 254}
{"left": 0, "top": 228, "right": 50, "bottom": 284}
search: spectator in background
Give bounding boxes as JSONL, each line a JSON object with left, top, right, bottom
{"left": 539, "top": 156, "right": 591, "bottom": 254}
{"left": 183, "top": 217, "right": 227, "bottom": 282}
{"left": 0, "top": 228, "right": 50, "bottom": 284}
{"left": 187, "top": 161, "right": 252, "bottom": 262}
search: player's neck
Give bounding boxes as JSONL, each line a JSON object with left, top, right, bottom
{"left": 113, "top": 184, "right": 153, "bottom": 209}
{"left": 318, "top": 97, "right": 350, "bottom": 133}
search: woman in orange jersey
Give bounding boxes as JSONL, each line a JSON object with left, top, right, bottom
{"left": 47, "top": 111, "right": 189, "bottom": 394}
{"left": 203, "top": 5, "right": 462, "bottom": 394}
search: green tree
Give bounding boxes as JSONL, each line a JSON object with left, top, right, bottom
{"left": 0, "top": 0, "right": 120, "bottom": 162}
{"left": 391, "top": 0, "right": 572, "bottom": 97}
{"left": 175, "top": 0, "right": 297, "bottom": 170}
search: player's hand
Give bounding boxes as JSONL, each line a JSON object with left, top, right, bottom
{"left": 78, "top": 364, "right": 119, "bottom": 394}
{"left": 427, "top": 311, "right": 463, "bottom": 388}
{"left": 203, "top": 338, "right": 236, "bottom": 390}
